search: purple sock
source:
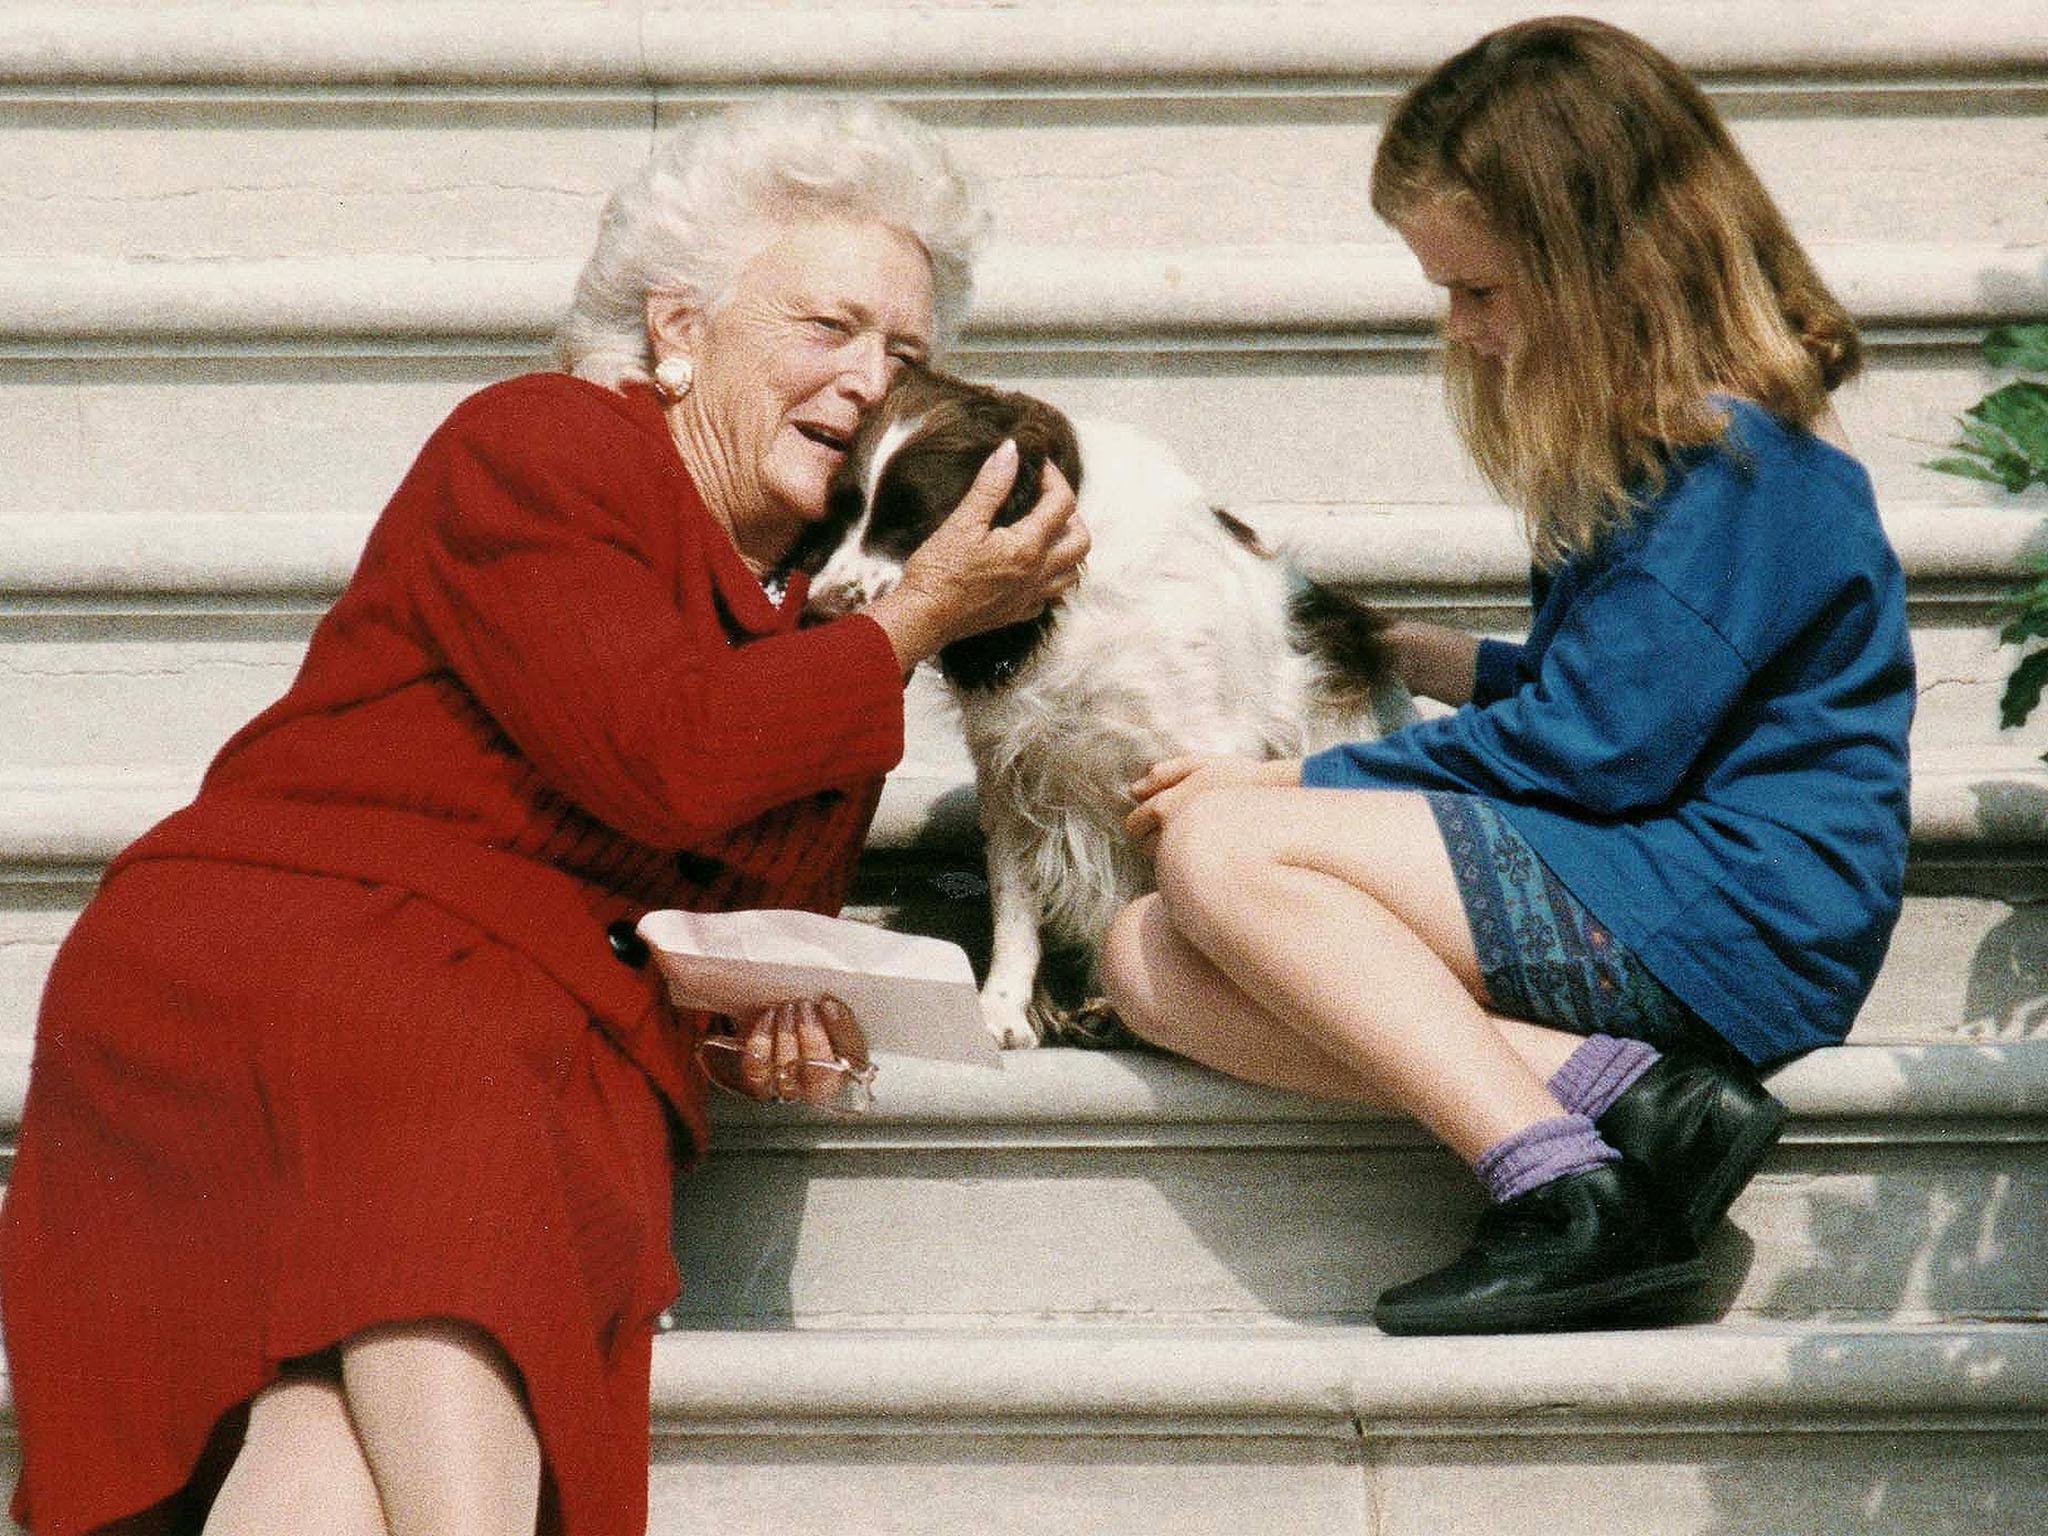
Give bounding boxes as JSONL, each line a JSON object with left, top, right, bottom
{"left": 1548, "top": 1035, "right": 1659, "bottom": 1121}
{"left": 1474, "top": 1113, "right": 1619, "bottom": 1204}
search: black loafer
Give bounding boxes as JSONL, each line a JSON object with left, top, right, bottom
{"left": 1596, "top": 1047, "right": 1786, "bottom": 1244}
{"left": 1373, "top": 1161, "right": 1707, "bottom": 1335}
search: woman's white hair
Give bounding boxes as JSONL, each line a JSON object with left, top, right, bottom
{"left": 554, "top": 98, "right": 987, "bottom": 389}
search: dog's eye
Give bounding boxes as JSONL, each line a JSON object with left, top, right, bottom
{"left": 868, "top": 480, "right": 944, "bottom": 560}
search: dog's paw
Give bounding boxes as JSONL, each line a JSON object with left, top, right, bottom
{"left": 982, "top": 999, "right": 1042, "bottom": 1050}
{"left": 1040, "top": 995, "right": 1146, "bottom": 1051}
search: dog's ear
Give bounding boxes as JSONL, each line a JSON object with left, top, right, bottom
{"left": 994, "top": 453, "right": 1045, "bottom": 529}
{"left": 1045, "top": 410, "right": 1083, "bottom": 500}
{"left": 997, "top": 397, "right": 1083, "bottom": 527}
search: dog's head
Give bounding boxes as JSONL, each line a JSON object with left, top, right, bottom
{"left": 792, "top": 365, "right": 1083, "bottom": 689}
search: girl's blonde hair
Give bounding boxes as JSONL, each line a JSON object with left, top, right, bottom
{"left": 1372, "top": 16, "right": 1860, "bottom": 564}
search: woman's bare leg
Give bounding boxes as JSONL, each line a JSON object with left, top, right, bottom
{"left": 202, "top": 1371, "right": 387, "bottom": 1536}
{"left": 1117, "top": 785, "right": 1589, "bottom": 1163}
{"left": 339, "top": 1319, "right": 541, "bottom": 1536}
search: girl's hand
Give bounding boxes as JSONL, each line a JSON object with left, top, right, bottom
{"left": 1382, "top": 619, "right": 1481, "bottom": 706}
{"left": 1125, "top": 754, "right": 1302, "bottom": 854}
{"left": 701, "top": 996, "right": 871, "bottom": 1106}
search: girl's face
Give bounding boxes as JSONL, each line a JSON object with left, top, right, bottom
{"left": 1396, "top": 201, "right": 1525, "bottom": 362}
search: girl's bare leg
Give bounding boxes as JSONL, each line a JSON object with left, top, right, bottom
{"left": 201, "top": 1371, "right": 388, "bottom": 1536}
{"left": 1104, "top": 891, "right": 1583, "bottom": 1105}
{"left": 1108, "top": 786, "right": 1588, "bottom": 1162}
{"left": 340, "top": 1319, "right": 541, "bottom": 1536}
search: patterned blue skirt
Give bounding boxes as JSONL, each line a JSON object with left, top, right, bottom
{"left": 1426, "top": 792, "right": 1707, "bottom": 1050}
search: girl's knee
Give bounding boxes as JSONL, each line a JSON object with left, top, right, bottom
{"left": 1153, "top": 790, "right": 1265, "bottom": 922}
{"left": 1100, "top": 894, "right": 1200, "bottom": 1057}
{"left": 1099, "top": 895, "right": 1158, "bottom": 1022}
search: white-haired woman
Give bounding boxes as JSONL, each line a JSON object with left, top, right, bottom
{"left": 1, "top": 99, "right": 1085, "bottom": 1536}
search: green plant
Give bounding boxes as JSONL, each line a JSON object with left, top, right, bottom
{"left": 1928, "top": 322, "right": 2048, "bottom": 739}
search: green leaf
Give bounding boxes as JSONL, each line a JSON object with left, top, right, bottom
{"left": 1966, "top": 382, "right": 2048, "bottom": 448}
{"left": 1967, "top": 382, "right": 2048, "bottom": 480}
{"left": 1927, "top": 409, "right": 2048, "bottom": 491}
{"left": 2002, "top": 647, "right": 2048, "bottom": 730}
{"left": 2002, "top": 607, "right": 2048, "bottom": 646}
{"left": 1934, "top": 329, "right": 2048, "bottom": 739}
{"left": 1958, "top": 416, "right": 2013, "bottom": 456}
{"left": 1924, "top": 454, "right": 2008, "bottom": 484}
{"left": 1992, "top": 457, "right": 2037, "bottom": 495}
{"left": 1986, "top": 323, "right": 2048, "bottom": 372}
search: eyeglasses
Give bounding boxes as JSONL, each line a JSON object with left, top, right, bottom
{"left": 695, "top": 1034, "right": 878, "bottom": 1116}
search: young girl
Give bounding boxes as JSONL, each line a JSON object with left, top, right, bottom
{"left": 1104, "top": 16, "right": 1914, "bottom": 1335}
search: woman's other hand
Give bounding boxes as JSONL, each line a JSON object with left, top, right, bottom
{"left": 1125, "top": 754, "right": 1302, "bottom": 855}
{"left": 866, "top": 439, "right": 1091, "bottom": 672}
{"left": 702, "top": 996, "right": 871, "bottom": 1106}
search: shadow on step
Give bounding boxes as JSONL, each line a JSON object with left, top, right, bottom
{"left": 1952, "top": 814, "right": 2048, "bottom": 1037}
{"left": 1694, "top": 1029, "right": 2048, "bottom": 1536}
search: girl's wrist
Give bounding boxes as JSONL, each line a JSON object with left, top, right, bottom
{"left": 1386, "top": 620, "right": 1479, "bottom": 705}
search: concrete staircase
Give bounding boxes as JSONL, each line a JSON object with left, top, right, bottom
{"left": 3, "top": 4, "right": 2045, "bottom": 1530}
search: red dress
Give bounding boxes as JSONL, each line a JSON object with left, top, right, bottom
{"left": 0, "top": 374, "right": 907, "bottom": 1533}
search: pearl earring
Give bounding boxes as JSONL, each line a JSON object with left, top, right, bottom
{"left": 654, "top": 354, "right": 695, "bottom": 401}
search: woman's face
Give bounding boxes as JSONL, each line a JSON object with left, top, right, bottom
{"left": 1396, "top": 201, "right": 1525, "bottom": 362}
{"left": 672, "top": 217, "right": 936, "bottom": 552}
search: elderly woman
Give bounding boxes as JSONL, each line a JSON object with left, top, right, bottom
{"left": 0, "top": 99, "right": 1085, "bottom": 1535}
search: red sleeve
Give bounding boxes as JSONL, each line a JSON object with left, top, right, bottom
{"left": 400, "top": 379, "right": 906, "bottom": 849}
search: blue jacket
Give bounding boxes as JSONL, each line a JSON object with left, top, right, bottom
{"left": 1304, "top": 400, "right": 1914, "bottom": 1064}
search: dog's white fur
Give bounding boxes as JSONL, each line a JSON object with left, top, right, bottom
{"left": 812, "top": 415, "right": 1411, "bottom": 1049}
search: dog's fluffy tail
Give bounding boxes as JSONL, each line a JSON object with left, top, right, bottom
{"left": 1288, "top": 577, "right": 1412, "bottom": 729}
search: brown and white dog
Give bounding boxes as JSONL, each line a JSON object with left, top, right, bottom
{"left": 795, "top": 366, "right": 1412, "bottom": 1049}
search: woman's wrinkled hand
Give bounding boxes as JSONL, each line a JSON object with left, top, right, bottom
{"left": 700, "top": 996, "right": 871, "bottom": 1106}
{"left": 1124, "top": 753, "right": 1303, "bottom": 856}
{"left": 866, "top": 439, "right": 1091, "bottom": 671}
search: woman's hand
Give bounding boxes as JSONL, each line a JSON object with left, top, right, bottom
{"left": 1125, "top": 753, "right": 1302, "bottom": 855}
{"left": 865, "top": 440, "right": 1091, "bottom": 672}
{"left": 700, "top": 996, "right": 871, "bottom": 1106}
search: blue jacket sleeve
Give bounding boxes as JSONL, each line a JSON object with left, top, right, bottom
{"left": 1471, "top": 638, "right": 1526, "bottom": 707}
{"left": 1303, "top": 563, "right": 1752, "bottom": 815}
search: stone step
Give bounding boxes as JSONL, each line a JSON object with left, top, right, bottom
{"left": 625, "top": 1321, "right": 2048, "bottom": 1536}
{"left": 4, "top": 1318, "right": 2042, "bottom": 1534}
{"left": 0, "top": 337, "right": 2029, "bottom": 542}
{"left": 657, "top": 1045, "right": 2047, "bottom": 1332}
{"left": 4, "top": 497, "right": 2041, "bottom": 793}
{"left": 4, "top": 1039, "right": 2042, "bottom": 1532}
{"left": 6, "top": 2, "right": 2041, "bottom": 89}
{"left": 0, "top": 809, "right": 2041, "bottom": 1091}
{"left": 3, "top": 10, "right": 2040, "bottom": 266}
